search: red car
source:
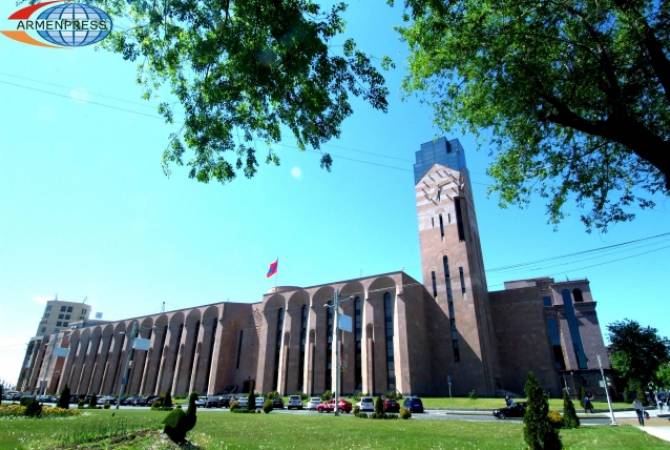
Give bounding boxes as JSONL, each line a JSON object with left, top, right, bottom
{"left": 383, "top": 398, "right": 400, "bottom": 413}
{"left": 316, "top": 398, "right": 352, "bottom": 413}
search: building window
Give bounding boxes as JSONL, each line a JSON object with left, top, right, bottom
{"left": 437, "top": 187, "right": 441, "bottom": 202}
{"left": 543, "top": 296, "right": 552, "bottom": 307}
{"left": 67, "top": 306, "right": 73, "bottom": 313}
{"left": 561, "top": 289, "right": 588, "bottom": 369}
{"left": 354, "top": 297, "right": 362, "bottom": 392}
{"left": 56, "top": 321, "right": 62, "bottom": 327}
{"left": 63, "top": 322, "right": 68, "bottom": 327}
{"left": 431, "top": 271, "right": 437, "bottom": 298}
{"left": 455, "top": 197, "right": 466, "bottom": 241}
{"left": 65, "top": 315, "right": 71, "bottom": 320}
{"left": 58, "top": 314, "right": 64, "bottom": 319}
{"left": 572, "top": 288, "right": 584, "bottom": 303}
{"left": 459, "top": 267, "right": 466, "bottom": 294}
{"left": 297, "top": 305, "right": 308, "bottom": 392}
{"left": 60, "top": 306, "right": 66, "bottom": 312}
{"left": 442, "top": 256, "right": 454, "bottom": 303}
{"left": 325, "top": 301, "right": 334, "bottom": 390}
{"left": 431, "top": 217, "right": 435, "bottom": 228}
{"left": 40, "top": 327, "right": 46, "bottom": 333}
{"left": 439, "top": 214, "right": 445, "bottom": 238}
{"left": 272, "top": 308, "right": 285, "bottom": 391}
{"left": 383, "top": 292, "right": 395, "bottom": 390}
{"left": 450, "top": 319, "right": 460, "bottom": 362}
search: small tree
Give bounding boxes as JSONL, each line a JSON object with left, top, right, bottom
{"left": 562, "top": 390, "right": 580, "bottom": 429}
{"left": 164, "top": 392, "right": 173, "bottom": 408}
{"left": 523, "top": 373, "right": 562, "bottom": 450}
{"left": 374, "top": 396, "right": 384, "bottom": 418}
{"left": 248, "top": 390, "right": 256, "bottom": 411}
{"left": 57, "top": 385, "right": 70, "bottom": 409}
{"left": 88, "top": 394, "right": 97, "bottom": 409}
{"left": 578, "top": 386, "right": 586, "bottom": 409}
{"left": 321, "top": 390, "right": 332, "bottom": 401}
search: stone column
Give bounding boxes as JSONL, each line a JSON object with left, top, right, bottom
{"left": 89, "top": 332, "right": 113, "bottom": 395}
{"left": 188, "top": 322, "right": 206, "bottom": 394}
{"left": 393, "top": 291, "right": 411, "bottom": 394}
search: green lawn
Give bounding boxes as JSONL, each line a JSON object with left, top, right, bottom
{"left": 0, "top": 409, "right": 667, "bottom": 449}
{"left": 417, "top": 397, "right": 631, "bottom": 411}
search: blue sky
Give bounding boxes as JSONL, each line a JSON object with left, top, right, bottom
{"left": 0, "top": 1, "right": 668, "bottom": 386}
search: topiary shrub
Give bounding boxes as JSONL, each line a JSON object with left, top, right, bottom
{"left": 352, "top": 391, "right": 362, "bottom": 402}
{"left": 57, "top": 385, "right": 70, "bottom": 409}
{"left": 578, "top": 386, "right": 586, "bottom": 409}
{"left": 547, "top": 410, "right": 564, "bottom": 429}
{"left": 77, "top": 399, "right": 85, "bottom": 409}
{"left": 248, "top": 391, "right": 256, "bottom": 412}
{"left": 469, "top": 388, "right": 478, "bottom": 400}
{"left": 353, "top": 405, "right": 360, "bottom": 416}
{"left": 263, "top": 399, "right": 273, "bottom": 414}
{"left": 103, "top": 401, "right": 111, "bottom": 409}
{"left": 164, "top": 392, "right": 173, "bottom": 408}
{"left": 321, "top": 390, "right": 332, "bottom": 401}
{"left": 400, "top": 407, "right": 412, "bottom": 420}
{"left": 229, "top": 400, "right": 240, "bottom": 411}
{"left": 88, "top": 394, "right": 98, "bottom": 409}
{"left": 24, "top": 397, "right": 42, "bottom": 417}
{"left": 562, "top": 390, "right": 580, "bottom": 429}
{"left": 523, "top": 372, "right": 562, "bottom": 450}
{"left": 375, "top": 396, "right": 384, "bottom": 416}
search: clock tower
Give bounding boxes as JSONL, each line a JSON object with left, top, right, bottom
{"left": 414, "top": 138, "right": 500, "bottom": 394}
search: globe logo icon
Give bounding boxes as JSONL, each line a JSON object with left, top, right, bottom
{"left": 36, "top": 3, "right": 112, "bottom": 47}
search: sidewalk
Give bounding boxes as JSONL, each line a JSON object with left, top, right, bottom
{"left": 637, "top": 426, "right": 670, "bottom": 443}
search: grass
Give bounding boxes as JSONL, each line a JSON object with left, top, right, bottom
{"left": 417, "top": 397, "right": 631, "bottom": 411}
{"left": 0, "top": 408, "right": 668, "bottom": 449}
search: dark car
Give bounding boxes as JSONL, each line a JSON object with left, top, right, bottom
{"left": 125, "top": 395, "right": 146, "bottom": 406}
{"left": 383, "top": 398, "right": 400, "bottom": 413}
{"left": 402, "top": 396, "right": 424, "bottom": 413}
{"left": 493, "top": 402, "right": 526, "bottom": 419}
{"left": 271, "top": 396, "right": 284, "bottom": 409}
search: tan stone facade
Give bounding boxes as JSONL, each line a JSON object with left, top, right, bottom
{"left": 18, "top": 138, "right": 611, "bottom": 399}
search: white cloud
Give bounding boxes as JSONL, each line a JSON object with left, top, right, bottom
{"left": 69, "top": 87, "right": 90, "bottom": 104}
{"left": 290, "top": 166, "right": 302, "bottom": 179}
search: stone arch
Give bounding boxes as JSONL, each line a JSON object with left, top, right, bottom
{"left": 311, "top": 286, "right": 335, "bottom": 393}
{"left": 143, "top": 314, "right": 168, "bottom": 395}
{"left": 338, "top": 282, "right": 365, "bottom": 395}
{"left": 61, "top": 329, "right": 80, "bottom": 393}
{"left": 127, "top": 317, "right": 154, "bottom": 395}
{"left": 285, "top": 290, "right": 310, "bottom": 394}
{"left": 79, "top": 326, "right": 102, "bottom": 395}
{"left": 193, "top": 306, "right": 220, "bottom": 394}
{"left": 89, "top": 324, "right": 114, "bottom": 395}
{"left": 261, "top": 294, "right": 287, "bottom": 393}
{"left": 102, "top": 322, "right": 127, "bottom": 395}
{"left": 72, "top": 328, "right": 91, "bottom": 394}
{"left": 368, "top": 276, "right": 398, "bottom": 394}
{"left": 174, "top": 309, "right": 202, "bottom": 396}
{"left": 157, "top": 312, "right": 184, "bottom": 395}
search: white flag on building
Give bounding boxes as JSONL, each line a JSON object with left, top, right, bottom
{"left": 338, "top": 314, "right": 353, "bottom": 333}
{"left": 133, "top": 337, "right": 151, "bottom": 351}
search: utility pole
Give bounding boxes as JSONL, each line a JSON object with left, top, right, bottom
{"left": 597, "top": 354, "right": 616, "bottom": 425}
{"left": 334, "top": 290, "right": 341, "bottom": 416}
{"left": 116, "top": 321, "right": 138, "bottom": 409}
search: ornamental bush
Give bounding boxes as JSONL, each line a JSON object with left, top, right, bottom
{"left": 547, "top": 410, "right": 564, "bottom": 429}
{"left": 24, "top": 397, "right": 42, "bottom": 417}
{"left": 88, "top": 394, "right": 98, "bottom": 409}
{"left": 57, "top": 385, "right": 70, "bottom": 409}
{"left": 321, "top": 390, "right": 332, "bottom": 401}
{"left": 356, "top": 412, "right": 368, "bottom": 418}
{"left": 523, "top": 372, "right": 562, "bottom": 450}
{"left": 400, "top": 407, "right": 412, "bottom": 420}
{"left": 263, "top": 399, "right": 273, "bottom": 414}
{"left": 562, "top": 390, "right": 580, "bottom": 429}
{"left": 375, "top": 396, "right": 384, "bottom": 416}
{"left": 353, "top": 405, "right": 360, "bottom": 416}
{"left": 248, "top": 391, "right": 256, "bottom": 411}
{"left": 103, "top": 401, "right": 111, "bottom": 409}
{"left": 469, "top": 388, "right": 478, "bottom": 399}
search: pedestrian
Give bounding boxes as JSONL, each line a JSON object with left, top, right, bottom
{"left": 504, "top": 394, "right": 514, "bottom": 407}
{"left": 633, "top": 397, "right": 645, "bottom": 426}
{"left": 656, "top": 391, "right": 664, "bottom": 412}
{"left": 583, "top": 392, "right": 594, "bottom": 414}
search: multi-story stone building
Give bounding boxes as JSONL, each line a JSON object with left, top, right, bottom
{"left": 18, "top": 138, "right": 610, "bottom": 398}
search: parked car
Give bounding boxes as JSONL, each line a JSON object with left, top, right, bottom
{"left": 383, "top": 398, "right": 400, "bottom": 413}
{"left": 255, "top": 396, "right": 265, "bottom": 409}
{"left": 307, "top": 397, "right": 321, "bottom": 410}
{"left": 357, "top": 396, "right": 375, "bottom": 412}
{"left": 144, "top": 395, "right": 160, "bottom": 406}
{"left": 493, "top": 402, "right": 526, "bottom": 419}
{"left": 287, "top": 395, "right": 303, "bottom": 410}
{"left": 316, "top": 399, "right": 352, "bottom": 413}
{"left": 236, "top": 395, "right": 249, "bottom": 408}
{"left": 98, "top": 395, "right": 116, "bottom": 406}
{"left": 271, "top": 396, "right": 284, "bottom": 409}
{"left": 402, "top": 396, "right": 424, "bottom": 413}
{"left": 36, "top": 394, "right": 57, "bottom": 403}
{"left": 195, "top": 396, "right": 208, "bottom": 407}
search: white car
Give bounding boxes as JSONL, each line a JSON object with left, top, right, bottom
{"left": 357, "top": 396, "right": 375, "bottom": 412}
{"left": 307, "top": 397, "right": 321, "bottom": 410}
{"left": 287, "top": 395, "right": 303, "bottom": 410}
{"left": 236, "top": 395, "right": 249, "bottom": 408}
{"left": 255, "top": 396, "right": 265, "bottom": 409}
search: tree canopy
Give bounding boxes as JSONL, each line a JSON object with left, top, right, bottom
{"left": 607, "top": 319, "right": 670, "bottom": 390}
{"left": 395, "top": 0, "right": 670, "bottom": 230}
{"left": 96, "top": 0, "right": 388, "bottom": 183}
